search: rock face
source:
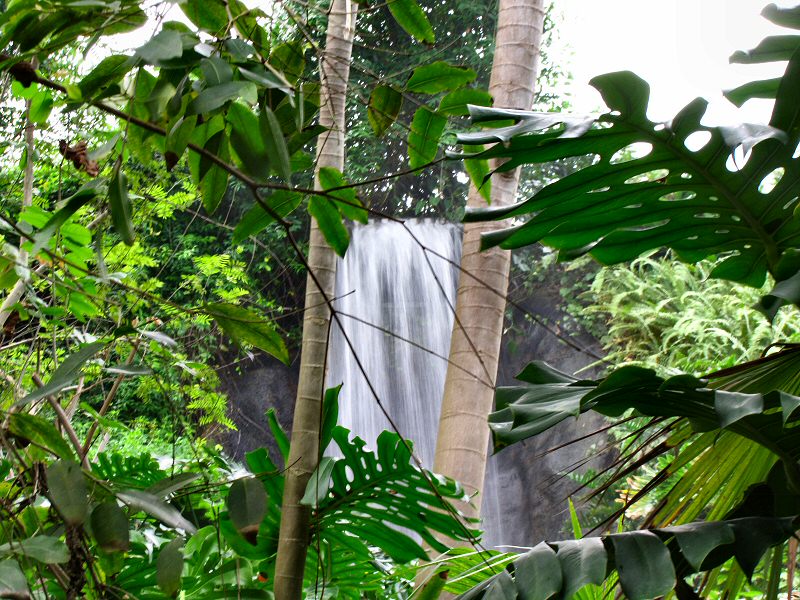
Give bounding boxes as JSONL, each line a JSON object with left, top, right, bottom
{"left": 218, "top": 245, "right": 611, "bottom": 547}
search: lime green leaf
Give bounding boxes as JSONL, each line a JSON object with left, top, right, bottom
{"left": 156, "top": 539, "right": 184, "bottom": 597}
{"left": 408, "top": 107, "right": 446, "bottom": 169}
{"left": 386, "top": 0, "right": 434, "bottom": 44}
{"left": 407, "top": 61, "right": 476, "bottom": 94}
{"left": 31, "top": 184, "right": 98, "bottom": 256}
{"left": 46, "top": 461, "right": 89, "bottom": 525}
{"left": 611, "top": 531, "right": 676, "bottom": 599}
{"left": 136, "top": 29, "right": 183, "bottom": 64}
{"left": 0, "top": 536, "right": 68, "bottom": 564}
{"left": 29, "top": 89, "right": 53, "bottom": 124}
{"left": 309, "top": 196, "right": 349, "bottom": 257}
{"left": 90, "top": 503, "right": 130, "bottom": 553}
{"left": 188, "top": 81, "right": 256, "bottom": 114}
{"left": 368, "top": 85, "right": 403, "bottom": 136}
{"left": 109, "top": 163, "right": 134, "bottom": 245}
{"left": 318, "top": 167, "right": 367, "bottom": 223}
{"left": 204, "top": 302, "right": 288, "bottom": 364}
{"left": 260, "top": 106, "right": 293, "bottom": 184}
{"left": 8, "top": 413, "right": 74, "bottom": 460}
{"left": 438, "top": 88, "right": 492, "bottom": 116}
{"left": 227, "top": 478, "right": 268, "bottom": 542}
{"left": 232, "top": 191, "right": 302, "bottom": 243}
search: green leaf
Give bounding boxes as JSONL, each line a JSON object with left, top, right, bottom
{"left": 117, "top": 490, "right": 197, "bottom": 533}
{"left": 90, "top": 502, "right": 130, "bottom": 553}
{"left": 269, "top": 41, "right": 305, "bottom": 84}
{"left": 227, "top": 102, "right": 270, "bottom": 180}
{"left": 730, "top": 35, "right": 800, "bottom": 64}
{"left": 463, "top": 144, "right": 491, "bottom": 202}
{"left": 31, "top": 184, "right": 98, "bottom": 256}
{"left": 136, "top": 29, "right": 183, "bottom": 64}
{"left": 165, "top": 115, "right": 197, "bottom": 169}
{"left": 204, "top": 302, "right": 288, "bottom": 364}
{"left": 554, "top": 538, "right": 607, "bottom": 598}
{"left": 301, "top": 456, "right": 336, "bottom": 507}
{"left": 156, "top": 539, "right": 184, "bottom": 597}
{"left": 724, "top": 77, "right": 781, "bottom": 107}
{"left": 29, "top": 89, "right": 53, "bottom": 124}
{"left": 181, "top": 0, "right": 228, "bottom": 34}
{"left": 408, "top": 107, "right": 446, "bottom": 169}
{"left": 227, "top": 478, "right": 268, "bottom": 542}
{"left": 199, "top": 57, "right": 232, "bottom": 86}
{"left": 317, "top": 167, "right": 368, "bottom": 223}
{"left": 308, "top": 196, "right": 349, "bottom": 257}
{"left": 232, "top": 191, "right": 303, "bottom": 243}
{"left": 512, "top": 542, "right": 562, "bottom": 600}
{"left": 320, "top": 385, "right": 341, "bottom": 452}
{"left": 147, "top": 473, "right": 202, "bottom": 498}
{"left": 46, "top": 460, "right": 89, "bottom": 525}
{"left": 108, "top": 162, "right": 134, "bottom": 245}
{"left": 239, "top": 66, "right": 293, "bottom": 96}
{"left": 386, "top": 0, "right": 434, "bottom": 44}
{"left": 609, "top": 531, "right": 676, "bottom": 599}
{"left": 368, "top": 85, "right": 403, "bottom": 136}
{"left": 657, "top": 521, "right": 734, "bottom": 571}
{"left": 260, "top": 105, "right": 293, "bottom": 183}
{"left": 407, "top": 62, "right": 477, "bottom": 94}
{"left": 79, "top": 55, "right": 133, "bottom": 99}
{"left": 0, "top": 561, "right": 29, "bottom": 598}
{"left": 8, "top": 413, "right": 75, "bottom": 460}
{"left": 17, "top": 341, "right": 105, "bottom": 406}
{"left": 438, "top": 88, "right": 492, "bottom": 116}
{"left": 200, "top": 134, "right": 230, "bottom": 214}
{"left": 188, "top": 81, "right": 257, "bottom": 114}
{"left": 266, "top": 408, "right": 290, "bottom": 464}
{"left": 0, "top": 536, "right": 68, "bottom": 564}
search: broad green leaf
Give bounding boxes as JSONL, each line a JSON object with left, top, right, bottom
{"left": 227, "top": 102, "right": 270, "bottom": 180}
{"left": 269, "top": 41, "right": 305, "bottom": 84}
{"left": 0, "top": 561, "right": 28, "bottom": 598}
{"left": 657, "top": 521, "right": 734, "bottom": 571}
{"left": 109, "top": 163, "right": 134, "bottom": 245}
{"left": 79, "top": 55, "right": 133, "bottom": 99}
{"left": 317, "top": 167, "right": 367, "bottom": 223}
{"left": 463, "top": 144, "right": 491, "bottom": 202}
{"left": 609, "top": 531, "right": 676, "bottom": 599}
{"left": 408, "top": 107, "right": 446, "bottom": 169}
{"left": 227, "top": 478, "right": 268, "bottom": 542}
{"left": 29, "top": 89, "right": 53, "bottom": 124}
{"left": 232, "top": 191, "right": 302, "bottom": 243}
{"left": 157, "top": 539, "right": 184, "bottom": 597}
{"left": 266, "top": 408, "right": 290, "bottom": 463}
{"left": 17, "top": 341, "right": 105, "bottom": 406}
{"left": 260, "top": 105, "right": 292, "bottom": 183}
{"left": 407, "top": 61, "right": 477, "bottom": 94}
{"left": 320, "top": 385, "right": 341, "bottom": 452}
{"left": 301, "top": 456, "right": 336, "bottom": 507}
{"left": 730, "top": 35, "right": 800, "bottom": 64}
{"left": 181, "top": 0, "right": 228, "bottom": 34}
{"left": 8, "top": 413, "right": 74, "bottom": 460}
{"left": 512, "top": 542, "right": 562, "bottom": 600}
{"left": 199, "top": 57, "right": 232, "bottom": 86}
{"left": 31, "top": 184, "right": 98, "bottom": 256}
{"left": 438, "top": 88, "right": 492, "bottom": 116}
{"left": 386, "top": 0, "right": 434, "bottom": 44}
{"left": 724, "top": 77, "right": 781, "bottom": 107}
{"left": 0, "top": 536, "right": 68, "bottom": 564}
{"left": 204, "top": 302, "right": 288, "bottom": 364}
{"left": 165, "top": 115, "right": 197, "bottom": 170}
{"left": 117, "top": 490, "right": 197, "bottom": 533}
{"left": 200, "top": 133, "right": 230, "bottom": 214}
{"left": 136, "top": 29, "right": 183, "bottom": 64}
{"left": 553, "top": 538, "right": 607, "bottom": 599}
{"left": 90, "top": 503, "right": 130, "bottom": 552}
{"left": 46, "top": 460, "right": 89, "bottom": 525}
{"left": 308, "top": 196, "right": 349, "bottom": 257}
{"left": 239, "top": 66, "right": 293, "bottom": 96}
{"left": 188, "top": 81, "right": 256, "bottom": 114}
{"left": 368, "top": 85, "right": 403, "bottom": 136}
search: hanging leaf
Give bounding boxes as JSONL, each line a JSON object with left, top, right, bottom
{"left": 17, "top": 341, "right": 105, "bottom": 406}
{"left": 78, "top": 55, "right": 134, "bottom": 99}
{"left": 259, "top": 105, "right": 293, "bottom": 184}
{"left": 368, "top": 85, "right": 403, "bottom": 136}
{"left": 301, "top": 457, "right": 336, "bottom": 507}
{"left": 386, "top": 0, "right": 435, "bottom": 44}
{"left": 463, "top": 144, "right": 491, "bottom": 202}
{"left": 135, "top": 29, "right": 183, "bottom": 64}
{"left": 181, "top": 0, "right": 229, "bottom": 34}
{"left": 165, "top": 115, "right": 197, "bottom": 170}
{"left": 204, "top": 302, "right": 288, "bottom": 364}
{"left": 233, "top": 191, "right": 302, "bottom": 243}
{"left": 408, "top": 107, "right": 446, "bottom": 170}
{"left": 108, "top": 161, "right": 134, "bottom": 245}
{"left": 46, "top": 461, "right": 89, "bottom": 525}
{"left": 156, "top": 539, "right": 184, "bottom": 597}
{"left": 117, "top": 490, "right": 197, "bottom": 533}
{"left": 227, "top": 103, "right": 270, "bottom": 180}
{"left": 227, "top": 478, "right": 268, "bottom": 543}
{"left": 308, "top": 195, "right": 349, "bottom": 257}
{"left": 317, "top": 167, "right": 368, "bottom": 223}
{"left": 90, "top": 502, "right": 130, "bottom": 553}
{"left": 320, "top": 385, "right": 341, "bottom": 453}
{"left": 266, "top": 409, "right": 290, "bottom": 464}
{"left": 407, "top": 61, "right": 477, "bottom": 94}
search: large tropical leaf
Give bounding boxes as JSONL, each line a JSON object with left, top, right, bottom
{"left": 455, "top": 517, "right": 797, "bottom": 600}
{"left": 457, "top": 51, "right": 800, "bottom": 309}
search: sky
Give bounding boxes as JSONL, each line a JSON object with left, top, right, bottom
{"left": 553, "top": 0, "right": 796, "bottom": 125}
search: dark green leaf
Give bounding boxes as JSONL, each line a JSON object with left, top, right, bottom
{"left": 181, "top": 0, "right": 228, "bottom": 34}
{"left": 730, "top": 35, "right": 800, "bottom": 64}
{"left": 90, "top": 503, "right": 130, "bottom": 553}
{"left": 18, "top": 341, "right": 105, "bottom": 406}
{"left": 0, "top": 536, "right": 68, "bottom": 564}
{"left": 239, "top": 66, "right": 293, "bottom": 96}
{"left": 610, "top": 531, "right": 676, "bottom": 599}
{"left": 438, "top": 88, "right": 492, "bottom": 116}
{"left": 109, "top": 162, "right": 134, "bottom": 245}
{"left": 188, "top": 81, "right": 256, "bottom": 114}
{"left": 204, "top": 302, "right": 288, "bottom": 364}
{"left": 227, "top": 478, "right": 268, "bottom": 541}
{"left": 512, "top": 542, "right": 562, "bottom": 600}
{"left": 269, "top": 41, "right": 305, "bottom": 84}
{"left": 260, "top": 106, "right": 293, "bottom": 183}
{"left": 232, "top": 191, "right": 302, "bottom": 243}
{"left": 79, "top": 55, "right": 133, "bottom": 99}
{"left": 136, "top": 29, "right": 183, "bottom": 64}
{"left": 0, "top": 561, "right": 28, "bottom": 598}
{"left": 386, "top": 0, "right": 435, "bottom": 44}
{"left": 408, "top": 107, "right": 446, "bottom": 169}
{"left": 308, "top": 196, "right": 349, "bottom": 257}
{"left": 117, "top": 490, "right": 197, "bottom": 533}
{"left": 156, "top": 539, "right": 184, "bottom": 597}
{"left": 266, "top": 408, "right": 290, "bottom": 463}
{"left": 368, "top": 85, "right": 403, "bottom": 136}
{"left": 199, "top": 57, "right": 232, "bottom": 86}
{"left": 8, "top": 413, "right": 74, "bottom": 459}
{"left": 46, "top": 460, "right": 89, "bottom": 525}
{"left": 553, "top": 538, "right": 607, "bottom": 598}
{"left": 227, "top": 102, "right": 270, "bottom": 179}
{"left": 724, "top": 77, "right": 781, "bottom": 107}
{"left": 657, "top": 521, "right": 734, "bottom": 571}
{"left": 407, "top": 61, "right": 476, "bottom": 94}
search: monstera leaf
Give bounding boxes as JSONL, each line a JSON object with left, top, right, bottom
{"left": 458, "top": 50, "right": 800, "bottom": 316}
{"left": 456, "top": 517, "right": 797, "bottom": 600}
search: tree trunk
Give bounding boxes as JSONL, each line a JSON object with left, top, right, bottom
{"left": 433, "top": 0, "right": 545, "bottom": 521}
{"left": 274, "top": 1, "right": 357, "bottom": 598}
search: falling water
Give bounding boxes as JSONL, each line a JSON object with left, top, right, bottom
{"left": 327, "top": 218, "right": 506, "bottom": 545}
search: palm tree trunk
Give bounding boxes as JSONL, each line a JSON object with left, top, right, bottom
{"left": 274, "top": 1, "right": 357, "bottom": 598}
{"left": 433, "top": 0, "right": 545, "bottom": 520}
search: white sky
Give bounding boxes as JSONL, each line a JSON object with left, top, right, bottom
{"left": 554, "top": 0, "right": 797, "bottom": 125}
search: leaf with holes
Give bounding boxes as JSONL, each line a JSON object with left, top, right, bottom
{"left": 459, "top": 57, "right": 800, "bottom": 312}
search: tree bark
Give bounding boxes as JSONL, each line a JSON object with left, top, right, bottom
{"left": 274, "top": 1, "right": 356, "bottom": 598}
{"left": 433, "top": 0, "right": 545, "bottom": 521}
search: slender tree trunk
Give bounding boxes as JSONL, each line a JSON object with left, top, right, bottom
{"left": 274, "top": 1, "right": 356, "bottom": 598}
{"left": 433, "top": 0, "right": 545, "bottom": 520}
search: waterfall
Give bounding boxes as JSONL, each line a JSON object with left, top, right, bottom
{"left": 327, "top": 218, "right": 506, "bottom": 545}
